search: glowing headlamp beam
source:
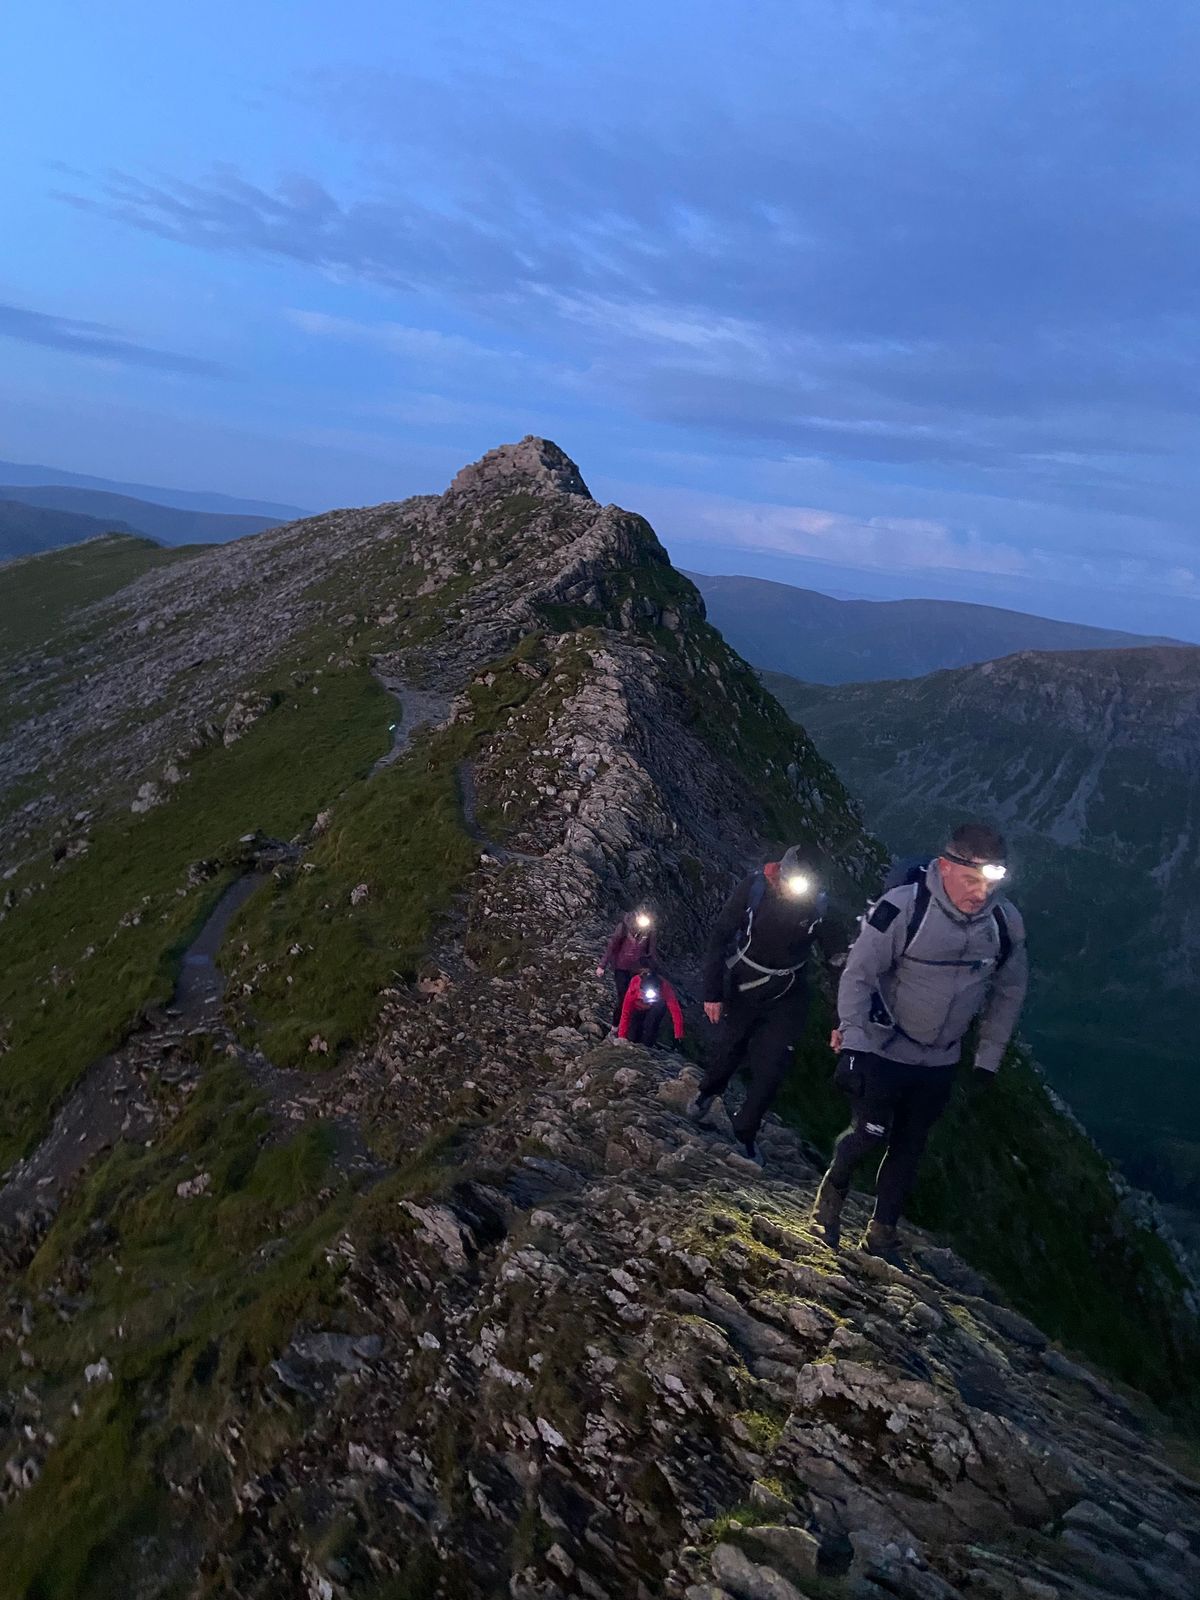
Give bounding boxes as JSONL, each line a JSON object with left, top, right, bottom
{"left": 980, "top": 863, "right": 1007, "bottom": 882}
{"left": 784, "top": 873, "right": 812, "bottom": 897}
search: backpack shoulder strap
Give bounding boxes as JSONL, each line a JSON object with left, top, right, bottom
{"left": 992, "top": 904, "right": 1012, "bottom": 969}
{"left": 903, "top": 878, "right": 931, "bottom": 953}
{"left": 726, "top": 872, "right": 766, "bottom": 971}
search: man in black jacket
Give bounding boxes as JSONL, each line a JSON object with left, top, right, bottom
{"left": 689, "top": 845, "right": 843, "bottom": 1166}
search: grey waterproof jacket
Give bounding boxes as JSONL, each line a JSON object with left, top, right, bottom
{"left": 838, "top": 862, "right": 1028, "bottom": 1073}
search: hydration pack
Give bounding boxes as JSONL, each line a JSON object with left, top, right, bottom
{"left": 725, "top": 869, "right": 829, "bottom": 998}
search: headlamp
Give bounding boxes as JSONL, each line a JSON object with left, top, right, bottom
{"left": 643, "top": 986, "right": 659, "bottom": 1003}
{"left": 943, "top": 849, "right": 1007, "bottom": 882}
{"left": 784, "top": 872, "right": 812, "bottom": 897}
{"left": 635, "top": 912, "right": 653, "bottom": 930}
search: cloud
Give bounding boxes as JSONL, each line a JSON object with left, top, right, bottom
{"left": 286, "top": 308, "right": 523, "bottom": 370}
{"left": 48, "top": 1, "right": 1200, "bottom": 588}
{"left": 681, "top": 494, "right": 1030, "bottom": 580}
{"left": 0, "top": 301, "right": 224, "bottom": 376}
{"left": 622, "top": 477, "right": 1200, "bottom": 611}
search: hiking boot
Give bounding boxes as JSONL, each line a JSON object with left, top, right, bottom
{"left": 687, "top": 1092, "right": 717, "bottom": 1125}
{"left": 739, "top": 1140, "right": 766, "bottom": 1169}
{"left": 861, "top": 1219, "right": 907, "bottom": 1267}
{"left": 811, "top": 1174, "right": 848, "bottom": 1248}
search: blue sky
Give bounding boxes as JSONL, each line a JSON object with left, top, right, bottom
{"left": 3, "top": 0, "right": 1200, "bottom": 635}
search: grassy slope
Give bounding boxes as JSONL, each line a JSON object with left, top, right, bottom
{"left": 0, "top": 661, "right": 392, "bottom": 1167}
{"left": 0, "top": 534, "right": 204, "bottom": 659}
{"left": 3, "top": 1059, "right": 354, "bottom": 1599}
{"left": 225, "top": 633, "right": 579, "bottom": 1067}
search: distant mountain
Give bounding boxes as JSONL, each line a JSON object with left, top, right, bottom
{"left": 0, "top": 498, "right": 137, "bottom": 562}
{"left": 690, "top": 571, "right": 1184, "bottom": 683}
{"left": 0, "top": 485, "right": 285, "bottom": 545}
{"left": 0, "top": 457, "right": 306, "bottom": 521}
{"left": 771, "top": 646, "right": 1200, "bottom": 1212}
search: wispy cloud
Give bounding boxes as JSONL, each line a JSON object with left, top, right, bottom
{"left": 0, "top": 301, "right": 224, "bottom": 376}
{"left": 683, "top": 494, "right": 1030, "bottom": 580}
{"left": 36, "top": 0, "right": 1200, "bottom": 623}
{"left": 286, "top": 308, "right": 522, "bottom": 368}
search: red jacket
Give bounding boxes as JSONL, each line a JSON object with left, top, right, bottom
{"left": 618, "top": 974, "right": 685, "bottom": 1040}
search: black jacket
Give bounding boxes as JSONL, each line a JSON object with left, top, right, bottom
{"left": 702, "top": 871, "right": 845, "bottom": 1005}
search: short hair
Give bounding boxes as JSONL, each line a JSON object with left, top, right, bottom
{"left": 946, "top": 821, "right": 1007, "bottom": 862}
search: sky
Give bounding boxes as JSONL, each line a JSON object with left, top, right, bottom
{"left": 3, "top": 0, "right": 1200, "bottom": 636}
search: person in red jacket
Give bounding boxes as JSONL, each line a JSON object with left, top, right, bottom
{"left": 617, "top": 967, "right": 685, "bottom": 1049}
{"left": 596, "top": 909, "right": 658, "bottom": 1027}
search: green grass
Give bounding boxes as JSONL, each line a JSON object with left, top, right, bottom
{"left": 0, "top": 659, "right": 391, "bottom": 1166}
{"left": 224, "top": 734, "right": 478, "bottom": 1063}
{"left": 1, "top": 1086, "right": 478, "bottom": 1600}
{"left": 224, "top": 632, "right": 565, "bottom": 1066}
{"left": 0, "top": 534, "right": 204, "bottom": 660}
{"left": 0, "top": 1060, "right": 350, "bottom": 1600}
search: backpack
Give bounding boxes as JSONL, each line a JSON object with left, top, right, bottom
{"left": 863, "top": 858, "right": 1013, "bottom": 1042}
{"left": 870, "top": 857, "right": 1012, "bottom": 969}
{"left": 724, "top": 869, "right": 829, "bottom": 997}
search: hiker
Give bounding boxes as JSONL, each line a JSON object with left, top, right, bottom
{"left": 811, "top": 822, "right": 1028, "bottom": 1264}
{"left": 597, "top": 909, "right": 658, "bottom": 1029}
{"left": 688, "top": 845, "right": 843, "bottom": 1167}
{"left": 617, "top": 965, "right": 685, "bottom": 1049}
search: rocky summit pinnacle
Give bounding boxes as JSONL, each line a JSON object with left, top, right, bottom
{"left": 445, "top": 434, "right": 594, "bottom": 503}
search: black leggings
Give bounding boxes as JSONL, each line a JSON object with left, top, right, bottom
{"left": 625, "top": 1002, "right": 668, "bottom": 1046}
{"left": 826, "top": 1052, "right": 956, "bottom": 1226}
{"left": 698, "top": 989, "right": 809, "bottom": 1144}
{"left": 611, "top": 969, "right": 635, "bottom": 1027}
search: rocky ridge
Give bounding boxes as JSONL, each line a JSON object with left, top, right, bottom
{"left": 0, "top": 442, "right": 1198, "bottom": 1598}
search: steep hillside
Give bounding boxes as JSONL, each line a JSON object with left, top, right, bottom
{"left": 0, "top": 483, "right": 284, "bottom": 544}
{"left": 692, "top": 572, "right": 1183, "bottom": 683}
{"left": 772, "top": 650, "right": 1200, "bottom": 1213}
{"left": 0, "top": 497, "right": 137, "bottom": 561}
{"left": 1, "top": 443, "right": 1198, "bottom": 1600}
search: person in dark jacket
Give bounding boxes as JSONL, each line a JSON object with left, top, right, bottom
{"left": 811, "top": 822, "right": 1028, "bottom": 1264}
{"left": 617, "top": 966, "right": 685, "bottom": 1049}
{"left": 689, "top": 845, "right": 843, "bottom": 1167}
{"left": 597, "top": 910, "right": 658, "bottom": 1028}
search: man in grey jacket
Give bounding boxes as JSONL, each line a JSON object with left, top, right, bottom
{"left": 811, "top": 822, "right": 1028, "bottom": 1263}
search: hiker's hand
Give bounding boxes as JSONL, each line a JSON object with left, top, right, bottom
{"left": 704, "top": 1002, "right": 723, "bottom": 1025}
{"left": 595, "top": 966, "right": 605, "bottom": 977}
{"left": 830, "top": 1028, "right": 844, "bottom": 1052}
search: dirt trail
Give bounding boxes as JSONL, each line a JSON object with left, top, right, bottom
{"left": 455, "top": 759, "right": 542, "bottom": 865}
{"left": 0, "top": 686, "right": 454, "bottom": 1251}
{"left": 370, "top": 676, "right": 452, "bottom": 777}
{"left": 174, "top": 872, "right": 264, "bottom": 1022}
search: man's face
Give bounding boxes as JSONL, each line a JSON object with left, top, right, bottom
{"left": 938, "top": 856, "right": 995, "bottom": 914}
